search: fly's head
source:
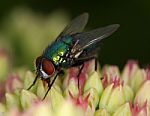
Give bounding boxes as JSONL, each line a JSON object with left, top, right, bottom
{"left": 35, "top": 56, "right": 56, "bottom": 79}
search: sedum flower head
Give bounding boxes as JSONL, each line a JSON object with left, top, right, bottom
{"left": 0, "top": 49, "right": 150, "bottom": 116}
{"left": 1, "top": 8, "right": 150, "bottom": 115}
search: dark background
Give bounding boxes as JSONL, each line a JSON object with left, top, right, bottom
{"left": 0, "top": 0, "right": 150, "bottom": 69}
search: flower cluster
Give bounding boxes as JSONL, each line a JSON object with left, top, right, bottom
{"left": 0, "top": 50, "right": 150, "bottom": 116}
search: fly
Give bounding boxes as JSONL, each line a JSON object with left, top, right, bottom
{"left": 27, "top": 13, "right": 120, "bottom": 100}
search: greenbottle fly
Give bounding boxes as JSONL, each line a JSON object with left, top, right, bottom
{"left": 27, "top": 13, "right": 120, "bottom": 100}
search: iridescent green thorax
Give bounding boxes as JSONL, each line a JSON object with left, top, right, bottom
{"left": 43, "top": 35, "right": 73, "bottom": 66}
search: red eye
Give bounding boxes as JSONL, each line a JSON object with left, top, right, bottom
{"left": 36, "top": 56, "right": 42, "bottom": 68}
{"left": 42, "top": 59, "right": 55, "bottom": 76}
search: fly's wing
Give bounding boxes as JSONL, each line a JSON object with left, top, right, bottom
{"left": 73, "top": 24, "right": 120, "bottom": 51}
{"left": 56, "top": 13, "right": 89, "bottom": 39}
{"left": 70, "top": 24, "right": 120, "bottom": 58}
{"left": 43, "top": 13, "right": 88, "bottom": 59}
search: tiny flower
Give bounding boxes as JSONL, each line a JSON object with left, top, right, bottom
{"left": 99, "top": 78, "right": 132, "bottom": 114}
{"left": 63, "top": 60, "right": 96, "bottom": 92}
{"left": 69, "top": 91, "right": 89, "bottom": 111}
{"left": 113, "top": 102, "right": 150, "bottom": 116}
{"left": 121, "top": 60, "right": 147, "bottom": 94}
{"left": 102, "top": 65, "right": 120, "bottom": 84}
{"left": 83, "top": 88, "right": 99, "bottom": 108}
{"left": 64, "top": 78, "right": 79, "bottom": 98}
{"left": 5, "top": 74, "right": 23, "bottom": 93}
{"left": 130, "top": 102, "right": 150, "bottom": 116}
{"left": 69, "top": 90, "right": 96, "bottom": 116}
{"left": 82, "top": 59, "right": 97, "bottom": 76}
{"left": 130, "top": 69, "right": 146, "bottom": 93}
{"left": 84, "top": 71, "right": 103, "bottom": 96}
{"left": 134, "top": 71, "right": 150, "bottom": 108}
{"left": 122, "top": 60, "right": 139, "bottom": 83}
{"left": 63, "top": 67, "right": 87, "bottom": 90}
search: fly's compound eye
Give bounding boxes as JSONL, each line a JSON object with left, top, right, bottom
{"left": 42, "top": 59, "right": 55, "bottom": 76}
{"left": 36, "top": 56, "right": 42, "bottom": 68}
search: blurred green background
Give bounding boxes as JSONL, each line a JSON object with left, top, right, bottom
{"left": 0, "top": 0, "right": 150, "bottom": 70}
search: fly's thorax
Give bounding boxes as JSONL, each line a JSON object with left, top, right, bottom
{"left": 52, "top": 49, "right": 67, "bottom": 65}
{"left": 44, "top": 35, "right": 73, "bottom": 65}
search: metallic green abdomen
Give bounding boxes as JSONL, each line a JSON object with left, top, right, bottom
{"left": 43, "top": 35, "right": 72, "bottom": 65}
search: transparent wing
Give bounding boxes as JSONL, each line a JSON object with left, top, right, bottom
{"left": 73, "top": 24, "right": 120, "bottom": 51}
{"left": 57, "top": 13, "right": 89, "bottom": 38}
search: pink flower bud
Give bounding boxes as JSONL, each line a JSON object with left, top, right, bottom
{"left": 102, "top": 65, "right": 120, "bottom": 88}
{"left": 99, "top": 78, "right": 133, "bottom": 114}
{"left": 5, "top": 74, "right": 23, "bottom": 93}
{"left": 134, "top": 70, "right": 150, "bottom": 108}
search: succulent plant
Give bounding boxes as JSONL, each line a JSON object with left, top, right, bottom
{"left": 0, "top": 49, "right": 150, "bottom": 116}
{"left": 0, "top": 8, "right": 150, "bottom": 116}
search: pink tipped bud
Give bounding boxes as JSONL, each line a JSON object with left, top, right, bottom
{"left": 84, "top": 72, "right": 103, "bottom": 96}
{"left": 102, "top": 65, "right": 120, "bottom": 88}
{"left": 113, "top": 102, "right": 149, "bottom": 116}
{"left": 83, "top": 88, "right": 99, "bottom": 108}
{"left": 64, "top": 78, "right": 79, "bottom": 98}
{"left": 64, "top": 67, "right": 88, "bottom": 93}
{"left": 110, "top": 77, "right": 123, "bottom": 88}
{"left": 122, "top": 60, "right": 139, "bottom": 83}
{"left": 69, "top": 90, "right": 89, "bottom": 111}
{"left": 122, "top": 60, "right": 146, "bottom": 93}
{"left": 99, "top": 78, "right": 133, "bottom": 114}
{"left": 5, "top": 74, "right": 22, "bottom": 93}
{"left": 130, "top": 102, "right": 150, "bottom": 116}
{"left": 134, "top": 77, "right": 150, "bottom": 108}
{"left": 82, "top": 59, "right": 97, "bottom": 75}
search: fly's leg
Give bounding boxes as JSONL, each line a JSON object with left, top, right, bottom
{"left": 77, "top": 63, "right": 84, "bottom": 89}
{"left": 42, "top": 70, "right": 64, "bottom": 100}
{"left": 43, "top": 74, "right": 58, "bottom": 100}
{"left": 77, "top": 63, "right": 84, "bottom": 77}
{"left": 27, "top": 75, "right": 38, "bottom": 90}
{"left": 95, "top": 57, "right": 97, "bottom": 71}
{"left": 71, "top": 56, "right": 97, "bottom": 89}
